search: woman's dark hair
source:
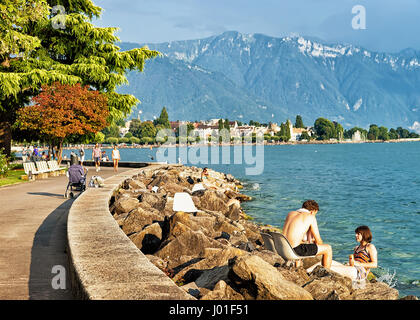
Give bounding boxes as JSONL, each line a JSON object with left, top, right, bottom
{"left": 355, "top": 225, "right": 372, "bottom": 243}
{"left": 302, "top": 200, "right": 319, "bottom": 212}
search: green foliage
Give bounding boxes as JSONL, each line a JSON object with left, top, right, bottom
{"left": 93, "top": 131, "right": 105, "bottom": 143}
{"left": 299, "top": 131, "right": 311, "bottom": 141}
{"left": 129, "top": 119, "right": 142, "bottom": 137}
{"left": 140, "top": 121, "right": 157, "bottom": 139}
{"left": 295, "top": 115, "right": 305, "bottom": 128}
{"left": 124, "top": 132, "right": 133, "bottom": 138}
{"left": 140, "top": 137, "right": 154, "bottom": 145}
{"left": 0, "top": 149, "right": 10, "bottom": 177}
{"left": 314, "top": 118, "right": 336, "bottom": 140}
{"left": 154, "top": 107, "right": 170, "bottom": 128}
{"left": 106, "top": 137, "right": 118, "bottom": 144}
{"left": 102, "top": 123, "right": 120, "bottom": 138}
{"left": 1, "top": 0, "right": 160, "bottom": 156}
{"left": 129, "top": 136, "right": 140, "bottom": 144}
{"left": 378, "top": 126, "right": 389, "bottom": 141}
{"left": 119, "top": 137, "right": 129, "bottom": 144}
{"left": 249, "top": 120, "right": 261, "bottom": 127}
{"left": 368, "top": 124, "right": 380, "bottom": 140}
{"left": 276, "top": 121, "right": 291, "bottom": 142}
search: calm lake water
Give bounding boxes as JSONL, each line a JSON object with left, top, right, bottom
{"left": 63, "top": 142, "right": 420, "bottom": 297}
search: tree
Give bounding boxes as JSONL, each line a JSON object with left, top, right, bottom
{"left": 277, "top": 121, "right": 291, "bottom": 142}
{"left": 314, "top": 118, "right": 336, "bottom": 140}
{"left": 1, "top": 0, "right": 160, "bottom": 156}
{"left": 333, "top": 121, "right": 344, "bottom": 140}
{"left": 15, "top": 82, "right": 109, "bottom": 163}
{"left": 300, "top": 131, "right": 311, "bottom": 141}
{"left": 368, "top": 124, "right": 380, "bottom": 140}
{"left": 389, "top": 128, "right": 399, "bottom": 140}
{"left": 378, "top": 126, "right": 389, "bottom": 141}
{"left": 140, "top": 121, "right": 157, "bottom": 139}
{"left": 154, "top": 107, "right": 170, "bottom": 129}
{"left": 102, "top": 123, "right": 120, "bottom": 138}
{"left": 129, "top": 119, "right": 142, "bottom": 138}
{"left": 295, "top": 115, "right": 305, "bottom": 128}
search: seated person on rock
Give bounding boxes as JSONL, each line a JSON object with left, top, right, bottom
{"left": 283, "top": 200, "right": 332, "bottom": 269}
{"left": 307, "top": 225, "right": 378, "bottom": 281}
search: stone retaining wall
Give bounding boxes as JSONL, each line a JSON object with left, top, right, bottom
{"left": 66, "top": 165, "right": 194, "bottom": 300}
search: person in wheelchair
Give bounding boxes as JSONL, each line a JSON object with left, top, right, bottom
{"left": 65, "top": 160, "right": 88, "bottom": 198}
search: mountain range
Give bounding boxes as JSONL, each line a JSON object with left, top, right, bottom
{"left": 118, "top": 31, "right": 420, "bottom": 131}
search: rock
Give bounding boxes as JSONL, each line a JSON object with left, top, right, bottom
{"left": 137, "top": 191, "right": 167, "bottom": 211}
{"left": 201, "top": 280, "right": 245, "bottom": 300}
{"left": 128, "top": 179, "right": 146, "bottom": 190}
{"left": 129, "top": 222, "right": 162, "bottom": 254}
{"left": 121, "top": 207, "right": 163, "bottom": 235}
{"left": 304, "top": 266, "right": 353, "bottom": 300}
{"left": 228, "top": 255, "right": 313, "bottom": 300}
{"left": 399, "top": 295, "right": 419, "bottom": 300}
{"left": 162, "top": 182, "right": 188, "bottom": 196}
{"left": 253, "top": 250, "right": 285, "bottom": 267}
{"left": 114, "top": 197, "right": 139, "bottom": 215}
{"left": 145, "top": 254, "right": 167, "bottom": 272}
{"left": 169, "top": 211, "right": 217, "bottom": 238}
{"left": 194, "top": 265, "right": 230, "bottom": 290}
{"left": 172, "top": 247, "right": 247, "bottom": 283}
{"left": 155, "top": 229, "right": 225, "bottom": 268}
{"left": 226, "top": 203, "right": 241, "bottom": 221}
{"left": 277, "top": 267, "right": 311, "bottom": 287}
{"left": 198, "top": 190, "right": 230, "bottom": 214}
{"left": 347, "top": 281, "right": 399, "bottom": 300}
{"left": 180, "top": 282, "right": 202, "bottom": 299}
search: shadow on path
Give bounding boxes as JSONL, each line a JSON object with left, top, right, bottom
{"left": 28, "top": 199, "right": 76, "bottom": 300}
{"left": 27, "top": 192, "right": 65, "bottom": 198}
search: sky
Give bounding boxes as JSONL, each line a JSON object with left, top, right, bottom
{"left": 92, "top": 0, "right": 420, "bottom": 53}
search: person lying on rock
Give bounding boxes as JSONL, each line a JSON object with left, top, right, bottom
{"left": 307, "top": 225, "right": 378, "bottom": 281}
{"left": 283, "top": 200, "right": 333, "bottom": 269}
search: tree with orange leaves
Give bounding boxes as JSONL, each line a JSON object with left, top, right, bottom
{"left": 16, "top": 82, "right": 109, "bottom": 163}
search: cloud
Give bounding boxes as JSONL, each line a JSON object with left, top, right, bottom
{"left": 409, "top": 121, "right": 420, "bottom": 134}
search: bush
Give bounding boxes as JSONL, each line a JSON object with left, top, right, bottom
{"left": 106, "top": 137, "right": 119, "bottom": 144}
{"left": 119, "top": 137, "right": 129, "bottom": 144}
{"left": 140, "top": 137, "right": 154, "bottom": 145}
{"left": 129, "top": 136, "right": 140, "bottom": 144}
{"left": 0, "top": 149, "right": 10, "bottom": 178}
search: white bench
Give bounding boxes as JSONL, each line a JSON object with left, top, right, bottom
{"left": 23, "top": 162, "right": 45, "bottom": 180}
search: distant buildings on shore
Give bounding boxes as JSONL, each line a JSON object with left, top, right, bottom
{"left": 118, "top": 118, "right": 372, "bottom": 142}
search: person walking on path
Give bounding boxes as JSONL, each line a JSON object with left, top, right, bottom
{"left": 92, "top": 144, "right": 102, "bottom": 172}
{"left": 79, "top": 145, "right": 85, "bottom": 165}
{"left": 112, "top": 145, "right": 120, "bottom": 173}
{"left": 282, "top": 200, "right": 333, "bottom": 269}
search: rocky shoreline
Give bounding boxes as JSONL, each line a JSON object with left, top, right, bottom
{"left": 110, "top": 164, "right": 415, "bottom": 300}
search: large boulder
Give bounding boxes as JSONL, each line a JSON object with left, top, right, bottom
{"left": 198, "top": 190, "right": 230, "bottom": 214}
{"left": 129, "top": 222, "right": 162, "bottom": 254}
{"left": 228, "top": 255, "right": 313, "bottom": 300}
{"left": 137, "top": 191, "right": 167, "bottom": 211}
{"left": 173, "top": 247, "right": 247, "bottom": 284}
{"left": 303, "top": 265, "right": 353, "bottom": 300}
{"left": 201, "top": 280, "right": 245, "bottom": 300}
{"left": 169, "top": 211, "right": 217, "bottom": 238}
{"left": 347, "top": 281, "right": 399, "bottom": 300}
{"left": 121, "top": 207, "right": 163, "bottom": 235}
{"left": 155, "top": 229, "right": 225, "bottom": 268}
{"left": 114, "top": 197, "right": 139, "bottom": 215}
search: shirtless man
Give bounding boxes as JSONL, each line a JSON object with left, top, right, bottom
{"left": 283, "top": 200, "right": 332, "bottom": 269}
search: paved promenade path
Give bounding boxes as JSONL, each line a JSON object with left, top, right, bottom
{"left": 0, "top": 167, "right": 131, "bottom": 300}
